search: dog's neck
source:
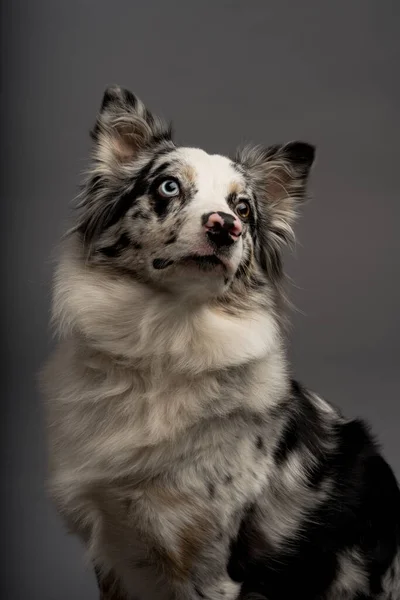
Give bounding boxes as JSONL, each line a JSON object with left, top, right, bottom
{"left": 45, "top": 237, "right": 290, "bottom": 459}
{"left": 54, "top": 236, "right": 284, "bottom": 377}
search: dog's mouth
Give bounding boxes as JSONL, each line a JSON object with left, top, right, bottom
{"left": 153, "top": 254, "right": 225, "bottom": 271}
{"left": 180, "top": 255, "right": 224, "bottom": 270}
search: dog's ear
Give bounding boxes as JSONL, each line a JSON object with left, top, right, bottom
{"left": 75, "top": 87, "right": 173, "bottom": 246}
{"left": 236, "top": 141, "right": 315, "bottom": 278}
{"left": 91, "top": 85, "right": 173, "bottom": 167}
{"left": 237, "top": 141, "right": 315, "bottom": 242}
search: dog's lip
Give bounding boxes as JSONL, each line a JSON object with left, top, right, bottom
{"left": 152, "top": 253, "right": 230, "bottom": 272}
{"left": 180, "top": 254, "right": 224, "bottom": 267}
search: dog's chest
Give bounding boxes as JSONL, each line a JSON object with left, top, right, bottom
{"left": 49, "top": 347, "right": 279, "bottom": 580}
{"left": 87, "top": 418, "right": 273, "bottom": 585}
{"left": 59, "top": 366, "right": 273, "bottom": 527}
{"left": 58, "top": 359, "right": 270, "bottom": 480}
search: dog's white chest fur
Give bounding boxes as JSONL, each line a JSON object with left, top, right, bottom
{"left": 43, "top": 271, "right": 287, "bottom": 600}
{"left": 43, "top": 241, "right": 287, "bottom": 507}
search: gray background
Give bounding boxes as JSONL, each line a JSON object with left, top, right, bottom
{"left": 1, "top": 1, "right": 399, "bottom": 598}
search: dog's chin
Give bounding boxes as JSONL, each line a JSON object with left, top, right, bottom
{"left": 151, "top": 254, "right": 234, "bottom": 300}
{"left": 177, "top": 254, "right": 226, "bottom": 272}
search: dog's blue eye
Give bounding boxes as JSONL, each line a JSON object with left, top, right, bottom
{"left": 157, "top": 179, "right": 180, "bottom": 198}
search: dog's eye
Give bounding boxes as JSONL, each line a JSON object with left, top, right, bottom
{"left": 236, "top": 200, "right": 251, "bottom": 220}
{"left": 157, "top": 179, "right": 180, "bottom": 198}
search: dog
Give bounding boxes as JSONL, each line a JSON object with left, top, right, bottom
{"left": 41, "top": 85, "right": 400, "bottom": 599}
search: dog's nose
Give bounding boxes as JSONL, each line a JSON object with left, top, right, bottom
{"left": 202, "top": 212, "right": 242, "bottom": 247}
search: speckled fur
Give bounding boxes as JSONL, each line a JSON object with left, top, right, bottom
{"left": 41, "top": 86, "right": 400, "bottom": 600}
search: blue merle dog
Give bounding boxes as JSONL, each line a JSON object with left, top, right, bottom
{"left": 41, "top": 85, "right": 400, "bottom": 599}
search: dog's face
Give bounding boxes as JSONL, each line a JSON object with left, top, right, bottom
{"left": 76, "top": 86, "right": 315, "bottom": 302}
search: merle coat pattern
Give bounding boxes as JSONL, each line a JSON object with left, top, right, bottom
{"left": 41, "top": 85, "right": 400, "bottom": 600}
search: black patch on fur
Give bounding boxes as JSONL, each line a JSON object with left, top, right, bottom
{"left": 207, "top": 482, "right": 216, "bottom": 499}
{"left": 273, "top": 381, "right": 321, "bottom": 466}
{"left": 152, "top": 197, "right": 170, "bottom": 219}
{"left": 99, "top": 233, "right": 131, "bottom": 257}
{"left": 151, "top": 125, "right": 174, "bottom": 147}
{"left": 282, "top": 141, "right": 316, "bottom": 173}
{"left": 165, "top": 234, "right": 177, "bottom": 245}
{"left": 228, "top": 385, "right": 400, "bottom": 599}
{"left": 259, "top": 240, "right": 283, "bottom": 281}
{"left": 148, "top": 161, "right": 172, "bottom": 182}
{"left": 290, "top": 379, "right": 302, "bottom": 395}
{"left": 224, "top": 474, "right": 233, "bottom": 485}
{"left": 79, "top": 147, "right": 176, "bottom": 243}
{"left": 100, "top": 85, "right": 138, "bottom": 113}
{"left": 255, "top": 436, "right": 264, "bottom": 451}
{"left": 307, "top": 456, "right": 327, "bottom": 489}
{"left": 152, "top": 258, "right": 174, "bottom": 270}
{"left": 104, "top": 156, "right": 160, "bottom": 230}
{"left": 273, "top": 413, "right": 299, "bottom": 464}
{"left": 124, "top": 497, "right": 133, "bottom": 511}
{"left": 234, "top": 250, "right": 254, "bottom": 282}
{"left": 252, "top": 413, "right": 264, "bottom": 426}
{"left": 225, "top": 192, "right": 237, "bottom": 210}
{"left": 131, "top": 208, "right": 150, "bottom": 220}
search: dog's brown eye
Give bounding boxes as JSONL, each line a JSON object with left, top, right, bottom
{"left": 236, "top": 200, "right": 251, "bottom": 220}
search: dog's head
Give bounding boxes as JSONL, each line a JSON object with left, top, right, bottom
{"left": 75, "top": 85, "right": 315, "bottom": 304}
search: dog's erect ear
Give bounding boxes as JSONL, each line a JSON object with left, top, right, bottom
{"left": 237, "top": 141, "right": 315, "bottom": 241}
{"left": 91, "top": 85, "right": 173, "bottom": 165}
{"left": 75, "top": 87, "right": 173, "bottom": 245}
{"left": 236, "top": 141, "right": 315, "bottom": 278}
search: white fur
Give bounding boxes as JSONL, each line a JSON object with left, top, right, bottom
{"left": 330, "top": 549, "right": 369, "bottom": 597}
{"left": 52, "top": 236, "right": 278, "bottom": 374}
{"left": 42, "top": 230, "right": 288, "bottom": 599}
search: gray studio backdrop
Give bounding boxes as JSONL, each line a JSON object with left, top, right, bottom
{"left": 1, "top": 1, "right": 399, "bottom": 599}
